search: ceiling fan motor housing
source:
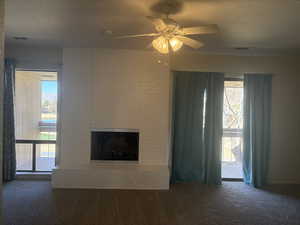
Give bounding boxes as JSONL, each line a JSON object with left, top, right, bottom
{"left": 161, "top": 18, "right": 180, "bottom": 39}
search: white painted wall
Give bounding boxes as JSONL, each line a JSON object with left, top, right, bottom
{"left": 52, "top": 48, "right": 171, "bottom": 189}
{"left": 171, "top": 52, "right": 300, "bottom": 184}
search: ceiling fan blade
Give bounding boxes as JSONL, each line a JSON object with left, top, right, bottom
{"left": 115, "top": 33, "right": 159, "bottom": 39}
{"left": 175, "top": 36, "right": 204, "bottom": 49}
{"left": 180, "top": 24, "right": 219, "bottom": 35}
{"left": 146, "top": 16, "right": 167, "bottom": 32}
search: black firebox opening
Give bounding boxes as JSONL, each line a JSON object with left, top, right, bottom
{"left": 91, "top": 131, "right": 139, "bottom": 161}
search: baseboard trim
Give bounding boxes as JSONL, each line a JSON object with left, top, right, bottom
{"left": 268, "top": 179, "right": 300, "bottom": 184}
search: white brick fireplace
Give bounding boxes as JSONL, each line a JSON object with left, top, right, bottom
{"left": 52, "top": 48, "right": 171, "bottom": 189}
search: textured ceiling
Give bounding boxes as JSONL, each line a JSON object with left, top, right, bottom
{"left": 5, "top": 0, "right": 300, "bottom": 54}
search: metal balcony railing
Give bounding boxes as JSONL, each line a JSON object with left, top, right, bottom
{"left": 223, "top": 128, "right": 243, "bottom": 137}
{"left": 16, "top": 139, "right": 56, "bottom": 172}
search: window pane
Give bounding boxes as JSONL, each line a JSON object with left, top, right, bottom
{"left": 222, "top": 137, "right": 243, "bottom": 179}
{"left": 40, "top": 80, "right": 57, "bottom": 141}
{"left": 40, "top": 132, "right": 56, "bottom": 140}
{"left": 41, "top": 80, "right": 57, "bottom": 123}
{"left": 15, "top": 71, "right": 43, "bottom": 140}
{"left": 15, "top": 71, "right": 58, "bottom": 141}
{"left": 223, "top": 81, "right": 243, "bottom": 129}
{"left": 36, "top": 144, "right": 56, "bottom": 171}
{"left": 16, "top": 144, "right": 33, "bottom": 170}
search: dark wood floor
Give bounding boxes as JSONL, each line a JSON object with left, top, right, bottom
{"left": 3, "top": 180, "right": 300, "bottom": 225}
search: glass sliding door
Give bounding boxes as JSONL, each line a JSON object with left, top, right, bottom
{"left": 222, "top": 80, "right": 244, "bottom": 179}
{"left": 15, "top": 70, "right": 58, "bottom": 172}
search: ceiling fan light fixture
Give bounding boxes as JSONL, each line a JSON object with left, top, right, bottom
{"left": 169, "top": 37, "right": 183, "bottom": 52}
{"left": 152, "top": 36, "right": 183, "bottom": 54}
{"left": 152, "top": 36, "right": 169, "bottom": 54}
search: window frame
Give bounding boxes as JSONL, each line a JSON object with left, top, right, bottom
{"left": 222, "top": 78, "right": 244, "bottom": 181}
{"left": 14, "top": 69, "right": 60, "bottom": 173}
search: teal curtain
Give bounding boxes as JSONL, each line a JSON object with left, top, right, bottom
{"left": 203, "top": 74, "right": 224, "bottom": 184}
{"left": 3, "top": 59, "right": 16, "bottom": 181}
{"left": 243, "top": 74, "right": 272, "bottom": 187}
{"left": 171, "top": 71, "right": 224, "bottom": 184}
{"left": 171, "top": 71, "right": 207, "bottom": 183}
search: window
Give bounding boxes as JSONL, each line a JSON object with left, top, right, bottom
{"left": 222, "top": 80, "right": 244, "bottom": 179}
{"left": 15, "top": 70, "right": 58, "bottom": 172}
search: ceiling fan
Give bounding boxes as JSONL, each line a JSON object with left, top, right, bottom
{"left": 116, "top": 16, "right": 219, "bottom": 54}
